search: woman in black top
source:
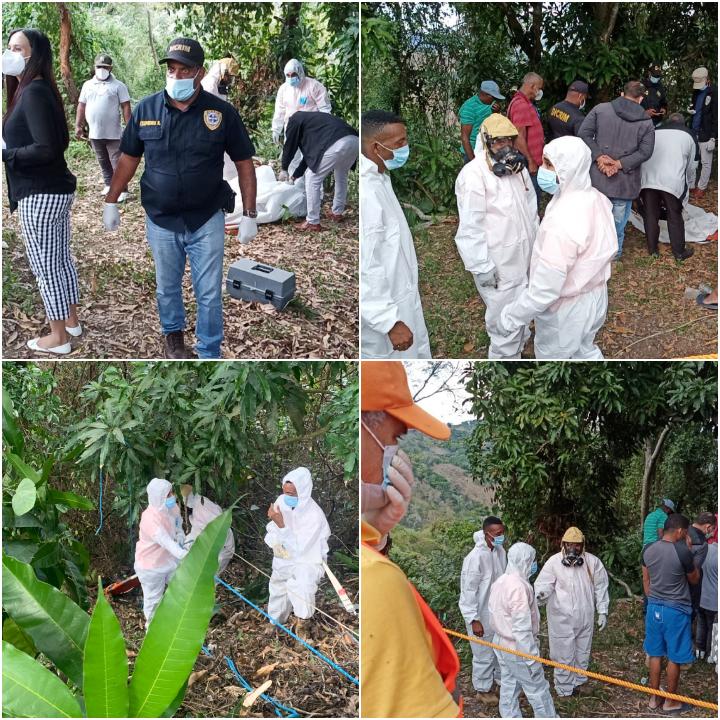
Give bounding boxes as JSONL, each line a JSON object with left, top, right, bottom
{"left": 2, "top": 28, "right": 82, "bottom": 354}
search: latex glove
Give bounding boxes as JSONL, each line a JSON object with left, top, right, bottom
{"left": 238, "top": 216, "right": 258, "bottom": 245}
{"left": 535, "top": 590, "right": 550, "bottom": 606}
{"left": 272, "top": 544, "right": 291, "bottom": 560}
{"left": 103, "top": 202, "right": 120, "bottom": 231}
{"left": 278, "top": 169, "right": 289, "bottom": 182}
{"left": 597, "top": 613, "right": 608, "bottom": 632}
{"left": 687, "top": 106, "right": 696, "bottom": 115}
{"left": 706, "top": 138, "right": 716, "bottom": 152}
{"left": 362, "top": 448, "right": 414, "bottom": 536}
{"left": 285, "top": 176, "right": 296, "bottom": 185}
{"left": 272, "top": 130, "right": 281, "bottom": 145}
{"left": 473, "top": 269, "right": 497, "bottom": 289}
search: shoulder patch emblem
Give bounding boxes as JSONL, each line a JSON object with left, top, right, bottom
{"left": 204, "top": 110, "right": 222, "bottom": 130}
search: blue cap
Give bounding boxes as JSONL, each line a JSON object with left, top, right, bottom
{"left": 663, "top": 498, "right": 675, "bottom": 511}
{"left": 480, "top": 80, "right": 505, "bottom": 100}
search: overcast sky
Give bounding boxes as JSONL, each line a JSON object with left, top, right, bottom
{"left": 403, "top": 361, "right": 475, "bottom": 425}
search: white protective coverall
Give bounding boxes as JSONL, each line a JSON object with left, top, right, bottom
{"left": 499, "top": 136, "right": 618, "bottom": 359}
{"left": 534, "top": 550, "right": 610, "bottom": 696}
{"left": 488, "top": 543, "right": 557, "bottom": 718}
{"left": 264, "top": 467, "right": 331, "bottom": 622}
{"left": 458, "top": 531, "right": 507, "bottom": 691}
{"left": 454, "top": 131, "right": 538, "bottom": 358}
{"left": 201, "top": 58, "right": 241, "bottom": 182}
{"left": 134, "top": 478, "right": 188, "bottom": 625}
{"left": 184, "top": 492, "right": 235, "bottom": 574}
{"left": 360, "top": 153, "right": 431, "bottom": 358}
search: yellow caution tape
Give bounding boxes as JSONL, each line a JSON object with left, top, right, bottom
{"left": 445, "top": 627, "right": 718, "bottom": 712}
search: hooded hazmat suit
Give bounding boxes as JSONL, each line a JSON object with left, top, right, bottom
{"left": 454, "top": 118, "right": 538, "bottom": 358}
{"left": 534, "top": 547, "right": 609, "bottom": 696}
{"left": 360, "top": 153, "right": 432, "bottom": 358}
{"left": 488, "top": 543, "right": 557, "bottom": 718}
{"left": 499, "top": 136, "right": 618, "bottom": 359}
{"left": 459, "top": 530, "right": 507, "bottom": 692}
{"left": 134, "top": 478, "right": 188, "bottom": 626}
{"left": 184, "top": 492, "right": 235, "bottom": 574}
{"left": 264, "top": 467, "right": 331, "bottom": 622}
{"left": 271, "top": 59, "right": 331, "bottom": 139}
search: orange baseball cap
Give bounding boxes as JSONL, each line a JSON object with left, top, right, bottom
{"left": 361, "top": 361, "right": 451, "bottom": 440}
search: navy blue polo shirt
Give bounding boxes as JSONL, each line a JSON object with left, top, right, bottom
{"left": 120, "top": 88, "right": 255, "bottom": 232}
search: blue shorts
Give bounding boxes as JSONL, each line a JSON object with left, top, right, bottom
{"left": 644, "top": 602, "right": 694, "bottom": 664}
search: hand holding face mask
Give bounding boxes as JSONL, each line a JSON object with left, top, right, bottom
{"left": 362, "top": 448, "right": 415, "bottom": 537}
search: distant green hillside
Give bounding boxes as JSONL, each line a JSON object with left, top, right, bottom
{"left": 399, "top": 420, "right": 496, "bottom": 528}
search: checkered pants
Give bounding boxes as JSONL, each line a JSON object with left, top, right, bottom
{"left": 17, "top": 193, "right": 79, "bottom": 321}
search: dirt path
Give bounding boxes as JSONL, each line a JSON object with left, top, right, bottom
{"left": 413, "top": 186, "right": 717, "bottom": 359}
{"left": 2, "top": 146, "right": 358, "bottom": 359}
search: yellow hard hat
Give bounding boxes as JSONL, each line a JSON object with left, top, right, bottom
{"left": 180, "top": 484, "right": 193, "bottom": 501}
{"left": 562, "top": 526, "right": 585, "bottom": 543}
{"left": 481, "top": 113, "right": 518, "bottom": 140}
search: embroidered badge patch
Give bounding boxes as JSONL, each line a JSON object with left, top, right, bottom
{"left": 204, "top": 110, "right": 222, "bottom": 130}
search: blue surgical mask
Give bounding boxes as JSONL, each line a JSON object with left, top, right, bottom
{"left": 492, "top": 534, "right": 505, "bottom": 547}
{"left": 650, "top": 75, "right": 661, "bottom": 84}
{"left": 166, "top": 71, "right": 199, "bottom": 102}
{"left": 376, "top": 141, "right": 410, "bottom": 170}
{"left": 165, "top": 497, "right": 177, "bottom": 509}
{"left": 530, "top": 561, "right": 538, "bottom": 576}
{"left": 537, "top": 166, "right": 559, "bottom": 195}
{"left": 283, "top": 494, "right": 299, "bottom": 508}
{"left": 299, "top": 96, "right": 308, "bottom": 105}
{"left": 287, "top": 76, "right": 300, "bottom": 87}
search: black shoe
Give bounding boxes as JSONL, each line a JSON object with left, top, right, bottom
{"left": 163, "top": 331, "right": 194, "bottom": 359}
{"left": 673, "top": 247, "right": 694, "bottom": 261}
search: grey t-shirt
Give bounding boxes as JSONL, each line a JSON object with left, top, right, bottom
{"left": 642, "top": 539, "right": 694, "bottom": 606}
{"left": 79, "top": 74, "right": 131, "bottom": 140}
{"left": 700, "top": 542, "right": 717, "bottom": 612}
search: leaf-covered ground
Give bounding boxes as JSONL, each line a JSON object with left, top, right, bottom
{"left": 413, "top": 182, "right": 717, "bottom": 359}
{"left": 457, "top": 598, "right": 717, "bottom": 718}
{"left": 2, "top": 145, "right": 358, "bottom": 359}
{"left": 97, "top": 557, "right": 359, "bottom": 718}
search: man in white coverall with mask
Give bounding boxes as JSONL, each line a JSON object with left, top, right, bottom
{"left": 264, "top": 467, "right": 331, "bottom": 632}
{"left": 534, "top": 526, "right": 610, "bottom": 698}
{"left": 454, "top": 114, "right": 538, "bottom": 359}
{"left": 180, "top": 485, "right": 235, "bottom": 574}
{"left": 488, "top": 542, "right": 557, "bottom": 718}
{"left": 498, "top": 135, "right": 618, "bottom": 359}
{"left": 360, "top": 110, "right": 431, "bottom": 358}
{"left": 459, "top": 516, "right": 508, "bottom": 704}
{"left": 134, "top": 478, "right": 188, "bottom": 627}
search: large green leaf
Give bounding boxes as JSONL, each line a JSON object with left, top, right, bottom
{"left": 2, "top": 388, "right": 24, "bottom": 455}
{"left": 2, "top": 640, "right": 82, "bottom": 718}
{"left": 12, "top": 478, "right": 37, "bottom": 515}
{"left": 83, "top": 578, "right": 129, "bottom": 718}
{"left": 128, "top": 509, "right": 231, "bottom": 717}
{"left": 3, "top": 539, "right": 40, "bottom": 564}
{"left": 47, "top": 490, "right": 94, "bottom": 511}
{"left": 5, "top": 453, "right": 41, "bottom": 484}
{"left": 1, "top": 553, "right": 89, "bottom": 688}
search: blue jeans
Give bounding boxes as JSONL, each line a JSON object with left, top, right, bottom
{"left": 146, "top": 211, "right": 225, "bottom": 358}
{"left": 609, "top": 198, "right": 633, "bottom": 257}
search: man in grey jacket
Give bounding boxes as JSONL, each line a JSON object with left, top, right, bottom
{"left": 578, "top": 81, "right": 655, "bottom": 259}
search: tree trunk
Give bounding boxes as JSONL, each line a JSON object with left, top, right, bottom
{"left": 146, "top": 8, "right": 159, "bottom": 67}
{"left": 57, "top": 3, "right": 79, "bottom": 108}
{"left": 639, "top": 425, "right": 671, "bottom": 531}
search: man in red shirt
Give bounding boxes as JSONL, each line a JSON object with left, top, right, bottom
{"left": 508, "top": 72, "right": 545, "bottom": 206}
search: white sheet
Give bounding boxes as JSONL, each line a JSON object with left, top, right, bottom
{"left": 630, "top": 202, "right": 718, "bottom": 244}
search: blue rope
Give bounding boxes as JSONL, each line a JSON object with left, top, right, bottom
{"left": 224, "top": 656, "right": 299, "bottom": 718}
{"left": 95, "top": 468, "right": 104, "bottom": 535}
{"left": 215, "top": 576, "right": 359, "bottom": 687}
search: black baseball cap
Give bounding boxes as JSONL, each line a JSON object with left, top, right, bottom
{"left": 95, "top": 53, "right": 113, "bottom": 67}
{"left": 159, "top": 37, "right": 205, "bottom": 67}
{"left": 568, "top": 80, "right": 589, "bottom": 95}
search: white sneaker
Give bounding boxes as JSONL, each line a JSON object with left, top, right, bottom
{"left": 100, "top": 185, "right": 110, "bottom": 195}
{"left": 118, "top": 192, "right": 128, "bottom": 202}
{"left": 27, "top": 337, "right": 72, "bottom": 355}
{"left": 65, "top": 324, "right": 82, "bottom": 337}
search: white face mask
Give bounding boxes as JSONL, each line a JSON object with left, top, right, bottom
{"left": 95, "top": 67, "right": 110, "bottom": 81}
{"left": 535, "top": 88, "right": 543, "bottom": 102}
{"left": 2, "top": 48, "right": 27, "bottom": 77}
{"left": 362, "top": 420, "right": 398, "bottom": 489}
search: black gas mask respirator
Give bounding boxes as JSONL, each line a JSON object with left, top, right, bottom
{"left": 488, "top": 143, "right": 527, "bottom": 177}
{"left": 561, "top": 546, "right": 585, "bottom": 567}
